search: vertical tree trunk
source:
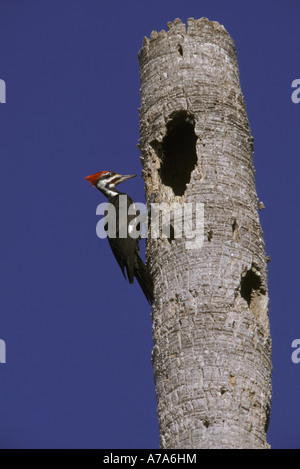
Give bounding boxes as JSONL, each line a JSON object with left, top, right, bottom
{"left": 138, "top": 18, "right": 272, "bottom": 449}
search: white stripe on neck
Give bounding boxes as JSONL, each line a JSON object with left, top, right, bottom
{"left": 96, "top": 179, "right": 119, "bottom": 197}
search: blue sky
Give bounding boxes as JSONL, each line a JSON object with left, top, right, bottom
{"left": 0, "top": 0, "right": 299, "bottom": 449}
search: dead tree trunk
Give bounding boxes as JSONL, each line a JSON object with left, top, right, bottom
{"left": 138, "top": 18, "right": 272, "bottom": 449}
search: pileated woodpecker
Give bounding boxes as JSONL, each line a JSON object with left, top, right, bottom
{"left": 85, "top": 170, "right": 154, "bottom": 303}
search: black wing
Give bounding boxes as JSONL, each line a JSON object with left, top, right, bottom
{"left": 107, "top": 193, "right": 138, "bottom": 284}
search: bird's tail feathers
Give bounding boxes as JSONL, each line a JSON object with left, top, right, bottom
{"left": 134, "top": 255, "right": 154, "bottom": 304}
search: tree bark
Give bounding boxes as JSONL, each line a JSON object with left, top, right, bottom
{"left": 138, "top": 17, "right": 272, "bottom": 449}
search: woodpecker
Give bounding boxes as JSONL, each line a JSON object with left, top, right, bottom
{"left": 85, "top": 170, "right": 154, "bottom": 303}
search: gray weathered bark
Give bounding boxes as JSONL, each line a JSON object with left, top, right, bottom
{"left": 138, "top": 18, "right": 272, "bottom": 449}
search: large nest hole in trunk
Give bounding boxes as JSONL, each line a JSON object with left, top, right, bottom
{"left": 159, "top": 111, "right": 197, "bottom": 196}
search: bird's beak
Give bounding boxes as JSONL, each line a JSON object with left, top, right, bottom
{"left": 116, "top": 174, "right": 137, "bottom": 185}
